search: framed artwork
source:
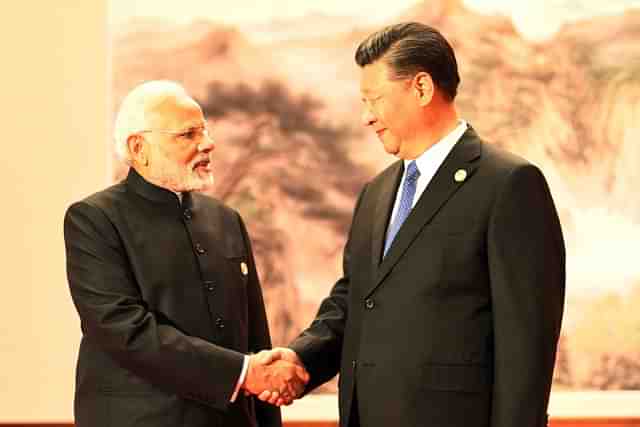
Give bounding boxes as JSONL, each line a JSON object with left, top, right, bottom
{"left": 110, "top": 0, "right": 640, "bottom": 395}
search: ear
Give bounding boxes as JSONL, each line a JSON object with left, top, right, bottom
{"left": 127, "top": 134, "right": 148, "bottom": 166}
{"left": 413, "top": 72, "right": 434, "bottom": 107}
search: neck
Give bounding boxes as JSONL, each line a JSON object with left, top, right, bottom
{"left": 403, "top": 102, "right": 459, "bottom": 159}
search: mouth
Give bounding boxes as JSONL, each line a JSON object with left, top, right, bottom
{"left": 375, "top": 129, "right": 386, "bottom": 137}
{"left": 192, "top": 158, "right": 211, "bottom": 171}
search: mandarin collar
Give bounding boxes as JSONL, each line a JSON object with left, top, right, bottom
{"left": 125, "top": 167, "right": 189, "bottom": 207}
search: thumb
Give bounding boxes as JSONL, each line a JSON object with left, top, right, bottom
{"left": 295, "top": 364, "right": 310, "bottom": 383}
{"left": 254, "top": 349, "right": 282, "bottom": 365}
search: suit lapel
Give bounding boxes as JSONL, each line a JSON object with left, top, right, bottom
{"left": 365, "top": 128, "right": 483, "bottom": 298}
{"left": 370, "top": 161, "right": 404, "bottom": 279}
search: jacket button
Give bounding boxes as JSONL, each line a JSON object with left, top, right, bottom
{"left": 204, "top": 281, "right": 215, "bottom": 292}
{"left": 183, "top": 209, "right": 192, "bottom": 220}
{"left": 364, "top": 298, "right": 375, "bottom": 309}
{"left": 195, "top": 243, "right": 206, "bottom": 254}
{"left": 215, "top": 317, "right": 225, "bottom": 329}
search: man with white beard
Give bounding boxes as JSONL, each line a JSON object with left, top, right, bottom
{"left": 64, "top": 81, "right": 307, "bottom": 427}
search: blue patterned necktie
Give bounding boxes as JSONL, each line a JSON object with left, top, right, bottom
{"left": 384, "top": 161, "right": 420, "bottom": 258}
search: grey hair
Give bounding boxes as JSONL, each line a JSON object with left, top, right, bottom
{"left": 113, "top": 80, "right": 188, "bottom": 164}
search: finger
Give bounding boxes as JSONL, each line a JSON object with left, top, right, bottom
{"left": 288, "top": 377, "right": 305, "bottom": 397}
{"left": 257, "top": 390, "right": 271, "bottom": 401}
{"left": 267, "top": 391, "right": 280, "bottom": 406}
{"left": 284, "top": 348, "right": 304, "bottom": 366}
{"left": 295, "top": 365, "right": 310, "bottom": 383}
{"left": 279, "top": 393, "right": 291, "bottom": 404}
{"left": 254, "top": 350, "right": 277, "bottom": 365}
{"left": 276, "top": 397, "right": 289, "bottom": 406}
{"left": 260, "top": 348, "right": 292, "bottom": 365}
{"left": 282, "top": 398, "right": 294, "bottom": 406}
{"left": 282, "top": 377, "right": 298, "bottom": 396}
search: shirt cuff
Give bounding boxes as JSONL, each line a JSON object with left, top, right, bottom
{"left": 230, "top": 355, "right": 249, "bottom": 402}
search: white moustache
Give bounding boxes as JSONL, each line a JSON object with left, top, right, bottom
{"left": 191, "top": 157, "right": 211, "bottom": 170}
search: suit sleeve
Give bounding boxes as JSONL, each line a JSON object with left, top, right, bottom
{"left": 236, "top": 213, "right": 282, "bottom": 427}
{"left": 64, "top": 201, "right": 245, "bottom": 411}
{"left": 288, "top": 184, "right": 369, "bottom": 391}
{"left": 487, "top": 164, "right": 565, "bottom": 427}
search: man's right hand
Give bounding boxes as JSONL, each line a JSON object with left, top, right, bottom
{"left": 242, "top": 349, "right": 309, "bottom": 406}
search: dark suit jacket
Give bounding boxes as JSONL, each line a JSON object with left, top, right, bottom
{"left": 64, "top": 168, "right": 281, "bottom": 427}
{"left": 290, "top": 127, "right": 565, "bottom": 427}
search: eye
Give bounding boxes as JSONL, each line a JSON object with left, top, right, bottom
{"left": 179, "top": 129, "right": 199, "bottom": 140}
{"left": 362, "top": 95, "right": 382, "bottom": 106}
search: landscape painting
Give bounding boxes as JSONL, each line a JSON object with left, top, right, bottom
{"left": 111, "top": 0, "right": 640, "bottom": 392}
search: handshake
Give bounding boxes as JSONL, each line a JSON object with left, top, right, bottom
{"left": 241, "top": 347, "right": 310, "bottom": 406}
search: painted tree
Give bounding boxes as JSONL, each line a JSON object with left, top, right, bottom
{"left": 199, "top": 80, "right": 368, "bottom": 346}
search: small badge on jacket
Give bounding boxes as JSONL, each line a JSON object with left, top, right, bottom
{"left": 240, "top": 261, "right": 249, "bottom": 276}
{"left": 454, "top": 169, "right": 467, "bottom": 182}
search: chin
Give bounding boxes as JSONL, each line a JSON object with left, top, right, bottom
{"left": 383, "top": 145, "right": 400, "bottom": 156}
{"left": 188, "top": 173, "right": 214, "bottom": 191}
{"left": 381, "top": 138, "right": 400, "bottom": 155}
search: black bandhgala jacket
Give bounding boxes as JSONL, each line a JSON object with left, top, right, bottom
{"left": 64, "top": 168, "right": 280, "bottom": 427}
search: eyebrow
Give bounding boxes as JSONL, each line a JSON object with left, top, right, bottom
{"left": 360, "top": 91, "right": 382, "bottom": 101}
{"left": 180, "top": 122, "right": 207, "bottom": 131}
{"left": 360, "top": 85, "right": 384, "bottom": 96}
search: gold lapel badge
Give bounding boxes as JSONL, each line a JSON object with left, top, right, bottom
{"left": 240, "top": 261, "right": 249, "bottom": 276}
{"left": 454, "top": 169, "right": 467, "bottom": 183}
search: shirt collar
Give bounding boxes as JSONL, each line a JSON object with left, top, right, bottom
{"left": 405, "top": 120, "right": 468, "bottom": 174}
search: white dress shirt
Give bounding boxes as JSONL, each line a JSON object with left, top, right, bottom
{"left": 387, "top": 120, "right": 468, "bottom": 228}
{"left": 230, "top": 356, "right": 249, "bottom": 402}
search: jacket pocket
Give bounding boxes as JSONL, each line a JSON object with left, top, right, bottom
{"left": 421, "top": 363, "right": 491, "bottom": 392}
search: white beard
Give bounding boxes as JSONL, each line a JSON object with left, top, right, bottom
{"left": 148, "top": 152, "right": 213, "bottom": 193}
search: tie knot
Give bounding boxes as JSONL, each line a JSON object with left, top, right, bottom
{"left": 406, "top": 161, "right": 420, "bottom": 182}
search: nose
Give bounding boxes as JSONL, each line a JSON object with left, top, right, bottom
{"left": 361, "top": 105, "right": 376, "bottom": 127}
{"left": 198, "top": 132, "right": 215, "bottom": 153}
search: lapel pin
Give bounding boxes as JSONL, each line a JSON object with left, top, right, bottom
{"left": 240, "top": 261, "right": 249, "bottom": 276}
{"left": 454, "top": 169, "right": 467, "bottom": 183}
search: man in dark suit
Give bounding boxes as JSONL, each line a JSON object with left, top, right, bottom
{"left": 64, "top": 80, "right": 307, "bottom": 427}
{"left": 261, "top": 23, "right": 565, "bottom": 427}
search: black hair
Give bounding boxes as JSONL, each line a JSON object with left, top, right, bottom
{"left": 355, "top": 22, "right": 460, "bottom": 101}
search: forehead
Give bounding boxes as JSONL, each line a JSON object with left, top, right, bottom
{"left": 359, "top": 61, "right": 393, "bottom": 94}
{"left": 145, "top": 93, "right": 205, "bottom": 130}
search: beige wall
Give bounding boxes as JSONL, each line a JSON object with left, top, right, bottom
{"left": 0, "top": 1, "right": 108, "bottom": 421}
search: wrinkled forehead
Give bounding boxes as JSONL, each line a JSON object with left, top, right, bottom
{"left": 144, "top": 93, "right": 205, "bottom": 131}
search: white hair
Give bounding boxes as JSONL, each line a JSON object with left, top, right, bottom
{"left": 113, "top": 80, "right": 188, "bottom": 164}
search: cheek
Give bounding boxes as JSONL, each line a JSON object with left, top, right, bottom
{"left": 382, "top": 98, "right": 405, "bottom": 123}
{"left": 164, "top": 145, "right": 195, "bottom": 166}
{"left": 391, "top": 104, "right": 416, "bottom": 134}
{"left": 179, "top": 151, "right": 195, "bottom": 166}
{"left": 381, "top": 109, "right": 403, "bottom": 134}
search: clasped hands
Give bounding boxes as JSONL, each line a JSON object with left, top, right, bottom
{"left": 242, "top": 348, "right": 309, "bottom": 406}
